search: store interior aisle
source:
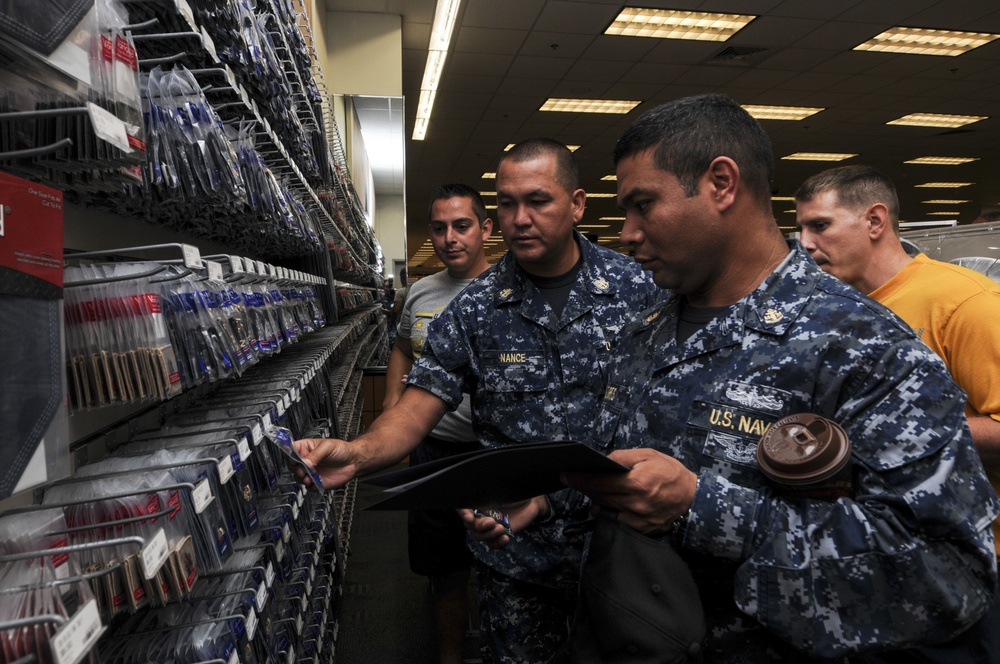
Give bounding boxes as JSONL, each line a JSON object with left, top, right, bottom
{"left": 333, "top": 478, "right": 481, "bottom": 663}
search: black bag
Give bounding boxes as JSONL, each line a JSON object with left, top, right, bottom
{"left": 569, "top": 510, "right": 705, "bottom": 663}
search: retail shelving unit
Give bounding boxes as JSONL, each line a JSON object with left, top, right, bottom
{"left": 0, "top": 0, "right": 387, "bottom": 661}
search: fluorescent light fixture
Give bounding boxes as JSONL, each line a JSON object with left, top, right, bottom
{"left": 781, "top": 152, "right": 857, "bottom": 161}
{"left": 854, "top": 27, "right": 999, "bottom": 57}
{"left": 926, "top": 211, "right": 960, "bottom": 216}
{"left": 602, "top": 175, "right": 617, "bottom": 181}
{"left": 922, "top": 199, "right": 970, "bottom": 204}
{"left": 887, "top": 113, "right": 987, "bottom": 128}
{"left": 479, "top": 191, "right": 496, "bottom": 196}
{"left": 540, "top": 98, "right": 641, "bottom": 114}
{"left": 504, "top": 144, "right": 580, "bottom": 151}
{"left": 578, "top": 224, "right": 611, "bottom": 229}
{"left": 412, "top": 0, "right": 462, "bottom": 140}
{"left": 482, "top": 172, "right": 496, "bottom": 179}
{"left": 899, "top": 220, "right": 958, "bottom": 228}
{"left": 586, "top": 193, "right": 617, "bottom": 198}
{"left": 743, "top": 105, "right": 824, "bottom": 121}
{"left": 600, "top": 216, "right": 626, "bottom": 221}
{"left": 485, "top": 204, "right": 497, "bottom": 210}
{"left": 915, "top": 182, "right": 973, "bottom": 188}
{"left": 771, "top": 196, "right": 795, "bottom": 201}
{"left": 605, "top": 8, "right": 756, "bottom": 41}
{"left": 904, "top": 157, "right": 979, "bottom": 165}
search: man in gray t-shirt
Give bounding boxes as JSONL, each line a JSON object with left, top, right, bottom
{"left": 383, "top": 184, "right": 492, "bottom": 664}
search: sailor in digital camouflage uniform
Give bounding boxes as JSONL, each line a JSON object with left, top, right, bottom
{"left": 556, "top": 94, "right": 999, "bottom": 662}
{"left": 294, "top": 138, "right": 660, "bottom": 663}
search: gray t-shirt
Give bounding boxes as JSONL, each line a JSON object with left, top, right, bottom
{"left": 397, "top": 271, "right": 476, "bottom": 442}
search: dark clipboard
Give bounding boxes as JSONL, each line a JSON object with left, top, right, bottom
{"left": 362, "top": 440, "right": 628, "bottom": 510}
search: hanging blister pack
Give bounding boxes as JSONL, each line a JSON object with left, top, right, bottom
{"left": 266, "top": 425, "right": 323, "bottom": 491}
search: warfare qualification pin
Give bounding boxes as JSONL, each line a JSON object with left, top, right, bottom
{"left": 763, "top": 308, "right": 784, "bottom": 324}
{"left": 594, "top": 277, "right": 610, "bottom": 291}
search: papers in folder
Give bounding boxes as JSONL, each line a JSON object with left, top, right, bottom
{"left": 362, "top": 440, "right": 628, "bottom": 510}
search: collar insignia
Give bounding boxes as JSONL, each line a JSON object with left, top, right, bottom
{"left": 500, "top": 287, "right": 514, "bottom": 299}
{"left": 594, "top": 277, "right": 610, "bottom": 291}
{"left": 763, "top": 308, "right": 784, "bottom": 324}
{"left": 645, "top": 310, "right": 661, "bottom": 324}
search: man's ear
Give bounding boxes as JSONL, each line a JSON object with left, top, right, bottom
{"left": 705, "top": 156, "right": 739, "bottom": 212}
{"left": 867, "top": 203, "right": 891, "bottom": 239}
{"left": 481, "top": 217, "right": 493, "bottom": 240}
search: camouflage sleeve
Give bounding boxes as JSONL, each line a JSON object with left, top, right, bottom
{"left": 683, "top": 342, "right": 999, "bottom": 657}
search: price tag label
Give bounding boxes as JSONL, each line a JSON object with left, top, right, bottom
{"left": 51, "top": 599, "right": 104, "bottom": 664}
{"left": 227, "top": 649, "right": 239, "bottom": 664}
{"left": 217, "top": 454, "right": 234, "bottom": 484}
{"left": 192, "top": 478, "right": 213, "bottom": 513}
{"left": 180, "top": 244, "right": 202, "bottom": 270}
{"left": 176, "top": 0, "right": 197, "bottom": 31}
{"left": 256, "top": 580, "right": 268, "bottom": 611}
{"left": 246, "top": 608, "right": 259, "bottom": 642}
{"left": 87, "top": 102, "right": 132, "bottom": 153}
{"left": 200, "top": 26, "right": 217, "bottom": 60}
{"left": 237, "top": 438, "right": 252, "bottom": 462}
{"left": 230, "top": 255, "right": 244, "bottom": 273}
{"left": 281, "top": 521, "right": 290, "bottom": 543}
{"left": 276, "top": 539, "right": 285, "bottom": 563}
{"left": 206, "top": 260, "right": 223, "bottom": 282}
{"left": 262, "top": 412, "right": 272, "bottom": 430}
{"left": 251, "top": 422, "right": 263, "bottom": 445}
{"left": 265, "top": 561, "right": 275, "bottom": 587}
{"left": 140, "top": 528, "right": 169, "bottom": 579}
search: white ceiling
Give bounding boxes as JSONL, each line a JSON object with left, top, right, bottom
{"left": 329, "top": 0, "right": 1000, "bottom": 273}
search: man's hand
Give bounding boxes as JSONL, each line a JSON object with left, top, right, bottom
{"left": 563, "top": 448, "right": 697, "bottom": 536}
{"left": 292, "top": 438, "right": 360, "bottom": 489}
{"left": 458, "top": 496, "right": 551, "bottom": 549}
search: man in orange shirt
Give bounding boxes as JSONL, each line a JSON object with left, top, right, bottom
{"left": 796, "top": 164, "right": 1000, "bottom": 660}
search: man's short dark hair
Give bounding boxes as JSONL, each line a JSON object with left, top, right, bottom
{"left": 499, "top": 138, "right": 579, "bottom": 194}
{"left": 975, "top": 211, "right": 1000, "bottom": 224}
{"left": 612, "top": 93, "right": 774, "bottom": 208}
{"left": 428, "top": 183, "right": 488, "bottom": 224}
{"left": 795, "top": 165, "right": 901, "bottom": 232}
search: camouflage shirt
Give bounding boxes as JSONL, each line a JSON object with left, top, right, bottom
{"left": 595, "top": 242, "right": 999, "bottom": 660}
{"left": 407, "top": 231, "right": 661, "bottom": 587}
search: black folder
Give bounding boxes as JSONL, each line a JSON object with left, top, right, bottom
{"left": 362, "top": 440, "right": 628, "bottom": 510}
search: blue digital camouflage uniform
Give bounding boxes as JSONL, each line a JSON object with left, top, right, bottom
{"left": 594, "top": 241, "right": 999, "bottom": 662}
{"left": 406, "top": 230, "right": 661, "bottom": 661}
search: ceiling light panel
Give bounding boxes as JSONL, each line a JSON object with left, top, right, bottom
{"left": 743, "top": 105, "right": 824, "bottom": 121}
{"left": 504, "top": 144, "right": 580, "bottom": 151}
{"left": 887, "top": 113, "right": 987, "bottom": 128}
{"left": 854, "top": 27, "right": 1000, "bottom": 57}
{"left": 605, "top": 8, "right": 756, "bottom": 42}
{"left": 781, "top": 153, "right": 857, "bottom": 162}
{"left": 540, "top": 98, "right": 641, "bottom": 114}
{"left": 904, "top": 157, "right": 979, "bottom": 165}
{"left": 915, "top": 182, "right": 973, "bottom": 188}
{"left": 922, "top": 199, "right": 970, "bottom": 204}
